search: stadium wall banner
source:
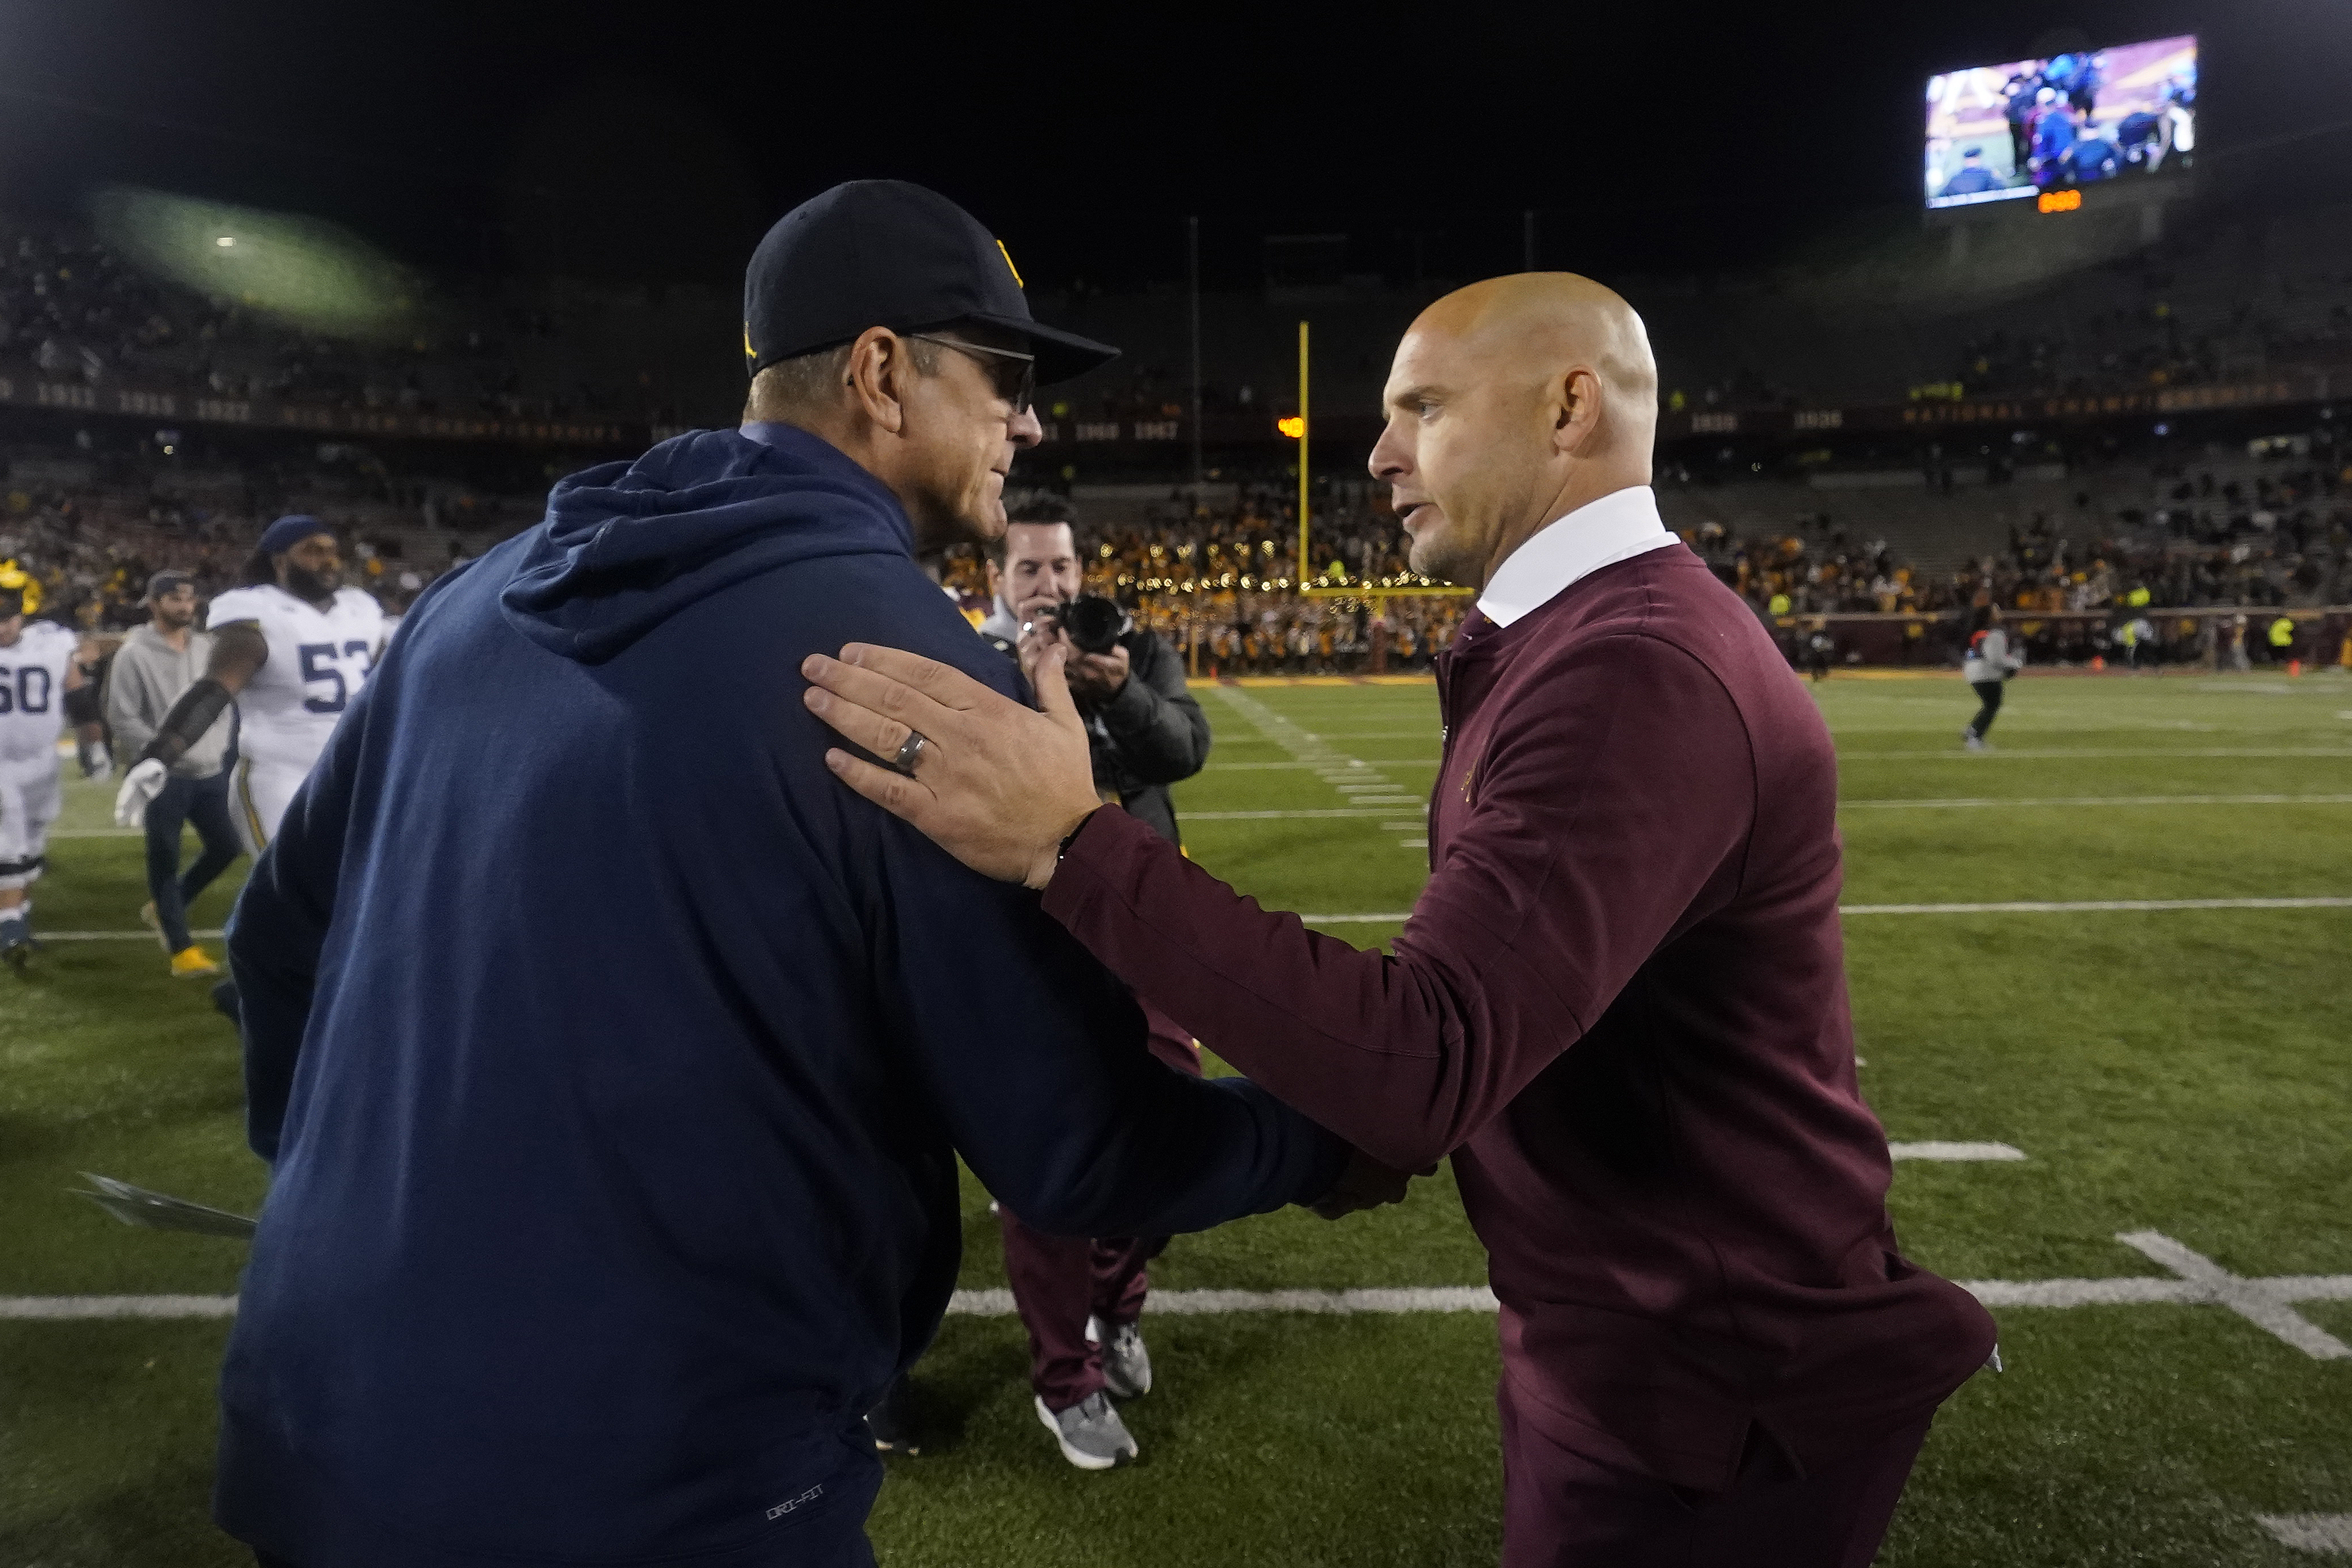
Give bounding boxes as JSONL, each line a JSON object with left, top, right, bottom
{"left": 1657, "top": 376, "right": 2330, "bottom": 443}
{"left": 0, "top": 374, "right": 640, "bottom": 450}
{"left": 1771, "top": 606, "right": 2350, "bottom": 668}
{"left": 2, "top": 367, "right": 2335, "bottom": 458}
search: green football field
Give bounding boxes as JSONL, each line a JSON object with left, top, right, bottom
{"left": 5, "top": 668, "right": 2350, "bottom": 1566}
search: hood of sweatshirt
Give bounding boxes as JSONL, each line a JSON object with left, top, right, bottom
{"left": 499, "top": 423, "right": 912, "bottom": 665}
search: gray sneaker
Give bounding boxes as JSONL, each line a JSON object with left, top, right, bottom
{"left": 1088, "top": 1315, "right": 1153, "bottom": 1398}
{"left": 1035, "top": 1391, "right": 1138, "bottom": 1470}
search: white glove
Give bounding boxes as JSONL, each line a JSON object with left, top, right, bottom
{"left": 114, "top": 757, "right": 168, "bottom": 829}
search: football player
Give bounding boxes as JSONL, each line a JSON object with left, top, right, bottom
{"left": 114, "top": 516, "right": 385, "bottom": 859}
{"left": 1, "top": 586, "right": 110, "bottom": 968}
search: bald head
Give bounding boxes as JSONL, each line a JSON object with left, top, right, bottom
{"left": 1370, "top": 273, "right": 1659, "bottom": 591}
{"left": 1412, "top": 273, "right": 1659, "bottom": 453}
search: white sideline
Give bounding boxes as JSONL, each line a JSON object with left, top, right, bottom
{"left": 35, "top": 930, "right": 227, "bottom": 943}
{"left": 2258, "top": 1514, "right": 2352, "bottom": 1553}
{"left": 1841, "top": 794, "right": 2352, "bottom": 810}
{"left": 1191, "top": 795, "right": 2352, "bottom": 823}
{"left": 1218, "top": 748, "right": 2352, "bottom": 771}
{"left": 0, "top": 1294, "right": 238, "bottom": 1319}
{"left": 42, "top": 896, "right": 2350, "bottom": 943}
{"left": 1842, "top": 747, "right": 2352, "bottom": 761}
{"left": 1841, "top": 897, "right": 2352, "bottom": 915}
{"left": 1299, "top": 897, "right": 2352, "bottom": 924}
{"left": 1889, "top": 1142, "right": 2026, "bottom": 1161}
{"left": 11, "top": 1232, "right": 2350, "bottom": 1343}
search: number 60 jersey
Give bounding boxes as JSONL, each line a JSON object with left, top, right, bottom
{"left": 204, "top": 583, "right": 386, "bottom": 778}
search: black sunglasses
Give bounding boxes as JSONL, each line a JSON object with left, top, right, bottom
{"left": 908, "top": 333, "right": 1036, "bottom": 417}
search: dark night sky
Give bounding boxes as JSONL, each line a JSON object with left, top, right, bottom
{"left": 2, "top": 0, "right": 2348, "bottom": 294}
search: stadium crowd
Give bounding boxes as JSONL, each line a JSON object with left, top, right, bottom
{"left": 0, "top": 466, "right": 452, "bottom": 631}
{"left": 0, "top": 213, "right": 651, "bottom": 423}
{"left": 9, "top": 448, "right": 2345, "bottom": 671}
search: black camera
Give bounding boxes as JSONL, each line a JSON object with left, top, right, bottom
{"left": 1038, "top": 594, "right": 1132, "bottom": 656}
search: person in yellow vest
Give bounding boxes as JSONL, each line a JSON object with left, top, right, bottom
{"left": 2126, "top": 584, "right": 2152, "bottom": 611}
{"left": 2266, "top": 616, "right": 2296, "bottom": 665}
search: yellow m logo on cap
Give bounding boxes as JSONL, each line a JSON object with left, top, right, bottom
{"left": 743, "top": 321, "right": 755, "bottom": 362}
{"left": 996, "top": 240, "right": 1023, "bottom": 289}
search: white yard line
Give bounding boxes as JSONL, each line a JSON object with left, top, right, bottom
{"left": 1841, "top": 898, "right": 2352, "bottom": 915}
{"left": 943, "top": 1286, "right": 1501, "bottom": 1316}
{"left": 92, "top": 896, "right": 2322, "bottom": 941}
{"left": 1301, "top": 898, "right": 2352, "bottom": 924}
{"left": 0, "top": 1294, "right": 239, "bottom": 1319}
{"left": 39, "top": 929, "right": 228, "bottom": 942}
{"left": 2116, "top": 1231, "right": 2351, "bottom": 1360}
{"left": 2257, "top": 1514, "right": 2352, "bottom": 1554}
{"left": 1841, "top": 794, "right": 2352, "bottom": 810}
{"left": 10, "top": 1236, "right": 2345, "bottom": 1334}
{"left": 1205, "top": 760, "right": 1438, "bottom": 771}
{"left": 1183, "top": 809, "right": 1404, "bottom": 821}
{"left": 1214, "top": 688, "right": 1430, "bottom": 851}
{"left": 1841, "top": 747, "right": 2352, "bottom": 761}
{"left": 1889, "top": 1142, "right": 2027, "bottom": 1161}
{"left": 1189, "top": 797, "right": 2352, "bottom": 823}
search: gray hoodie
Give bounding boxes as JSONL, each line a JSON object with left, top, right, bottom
{"left": 1960, "top": 626, "right": 2024, "bottom": 685}
{"left": 103, "top": 622, "right": 233, "bottom": 778}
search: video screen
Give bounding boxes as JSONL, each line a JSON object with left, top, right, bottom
{"left": 1924, "top": 35, "right": 2197, "bottom": 209}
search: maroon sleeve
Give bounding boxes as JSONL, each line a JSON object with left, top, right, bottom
{"left": 1040, "top": 633, "right": 1757, "bottom": 1170}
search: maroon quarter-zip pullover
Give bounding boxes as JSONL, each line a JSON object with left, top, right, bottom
{"left": 1041, "top": 541, "right": 1996, "bottom": 1491}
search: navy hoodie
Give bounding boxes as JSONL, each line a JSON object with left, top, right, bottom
{"left": 216, "top": 424, "right": 1344, "bottom": 1568}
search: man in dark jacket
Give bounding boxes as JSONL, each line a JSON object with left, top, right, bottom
{"left": 216, "top": 181, "right": 1372, "bottom": 1568}
{"left": 973, "top": 495, "right": 1213, "bottom": 1464}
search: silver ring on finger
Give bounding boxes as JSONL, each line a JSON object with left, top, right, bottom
{"left": 892, "top": 729, "right": 930, "bottom": 775}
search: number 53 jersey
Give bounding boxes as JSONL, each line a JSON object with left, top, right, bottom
{"left": 205, "top": 584, "right": 386, "bottom": 775}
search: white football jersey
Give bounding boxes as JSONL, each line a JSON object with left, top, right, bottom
{"left": 0, "top": 619, "right": 80, "bottom": 769}
{"left": 205, "top": 584, "right": 386, "bottom": 773}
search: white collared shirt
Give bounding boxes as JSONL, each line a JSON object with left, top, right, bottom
{"left": 1475, "top": 485, "right": 1678, "bottom": 628}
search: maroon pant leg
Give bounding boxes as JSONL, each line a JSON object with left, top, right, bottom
{"left": 999, "top": 998, "right": 1201, "bottom": 1411}
{"left": 1498, "top": 1379, "right": 1933, "bottom": 1568}
{"left": 999, "top": 1207, "right": 1104, "bottom": 1411}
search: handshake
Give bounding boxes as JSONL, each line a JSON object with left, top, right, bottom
{"left": 1310, "top": 1148, "right": 1438, "bottom": 1222}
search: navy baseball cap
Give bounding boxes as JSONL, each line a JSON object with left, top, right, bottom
{"left": 141, "top": 569, "right": 195, "bottom": 604}
{"left": 743, "top": 180, "right": 1118, "bottom": 385}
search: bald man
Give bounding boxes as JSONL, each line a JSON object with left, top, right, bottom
{"left": 801, "top": 274, "right": 1997, "bottom": 1567}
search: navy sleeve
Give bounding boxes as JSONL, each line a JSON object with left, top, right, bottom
{"left": 843, "top": 596, "right": 1344, "bottom": 1235}
{"left": 225, "top": 676, "right": 374, "bottom": 1163}
{"left": 872, "top": 825, "right": 1344, "bottom": 1236}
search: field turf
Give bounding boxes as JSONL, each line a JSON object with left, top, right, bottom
{"left": 4, "top": 668, "right": 2350, "bottom": 1565}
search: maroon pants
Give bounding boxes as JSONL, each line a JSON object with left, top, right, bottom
{"left": 1497, "top": 1380, "right": 1931, "bottom": 1568}
{"left": 999, "top": 999, "right": 1200, "bottom": 1413}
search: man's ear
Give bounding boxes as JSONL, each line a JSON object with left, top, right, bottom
{"left": 846, "top": 328, "right": 910, "bottom": 436}
{"left": 1553, "top": 367, "right": 1603, "bottom": 458}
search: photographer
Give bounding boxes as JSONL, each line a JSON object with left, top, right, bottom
{"left": 975, "top": 495, "right": 1213, "bottom": 1468}
{"left": 978, "top": 496, "right": 1209, "bottom": 843}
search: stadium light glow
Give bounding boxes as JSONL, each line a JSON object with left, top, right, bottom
{"left": 1277, "top": 416, "right": 1305, "bottom": 439}
{"left": 86, "top": 185, "right": 429, "bottom": 343}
